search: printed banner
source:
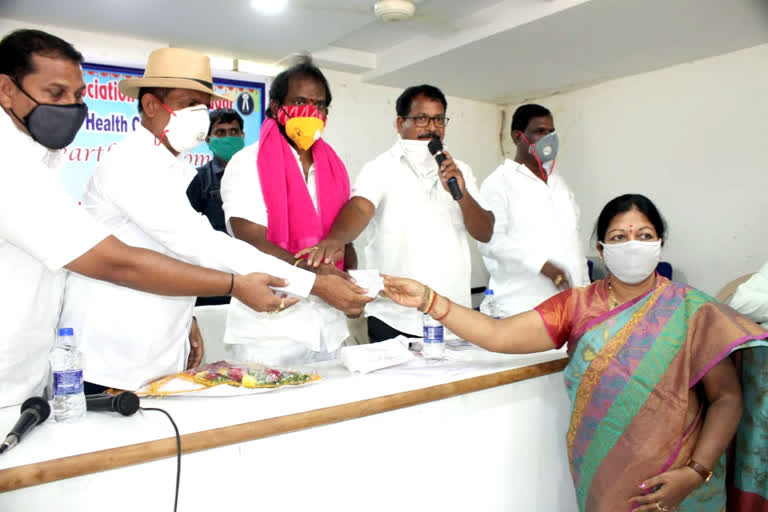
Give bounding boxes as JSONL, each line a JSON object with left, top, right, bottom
{"left": 59, "top": 62, "right": 265, "bottom": 200}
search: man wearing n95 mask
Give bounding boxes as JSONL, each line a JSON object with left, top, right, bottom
{"left": 478, "top": 104, "right": 588, "bottom": 318}
{"left": 301, "top": 84, "right": 494, "bottom": 343}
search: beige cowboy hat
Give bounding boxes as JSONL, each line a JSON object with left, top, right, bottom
{"left": 119, "top": 47, "right": 228, "bottom": 100}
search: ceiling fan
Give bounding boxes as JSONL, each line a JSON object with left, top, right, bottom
{"left": 293, "top": 0, "right": 461, "bottom": 31}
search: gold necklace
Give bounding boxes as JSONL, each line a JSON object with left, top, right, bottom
{"left": 608, "top": 277, "right": 620, "bottom": 310}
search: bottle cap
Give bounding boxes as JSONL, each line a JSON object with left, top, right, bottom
{"left": 58, "top": 327, "right": 74, "bottom": 336}
{"left": 484, "top": 289, "right": 494, "bottom": 295}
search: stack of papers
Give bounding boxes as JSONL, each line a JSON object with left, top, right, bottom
{"left": 446, "top": 339, "right": 474, "bottom": 350}
{"left": 341, "top": 337, "right": 415, "bottom": 374}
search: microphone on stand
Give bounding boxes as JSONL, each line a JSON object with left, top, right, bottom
{"left": 428, "top": 138, "right": 463, "bottom": 200}
{"left": 86, "top": 391, "right": 140, "bottom": 416}
{"left": 0, "top": 396, "right": 51, "bottom": 454}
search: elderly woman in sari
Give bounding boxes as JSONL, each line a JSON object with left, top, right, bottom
{"left": 383, "top": 194, "right": 767, "bottom": 512}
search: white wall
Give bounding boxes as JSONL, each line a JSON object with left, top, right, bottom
{"left": 1, "top": 18, "right": 501, "bottom": 287}
{"left": 501, "top": 43, "right": 768, "bottom": 295}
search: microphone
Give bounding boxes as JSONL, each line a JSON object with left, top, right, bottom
{"left": 0, "top": 396, "right": 51, "bottom": 454}
{"left": 428, "top": 138, "right": 463, "bottom": 200}
{"left": 86, "top": 392, "right": 140, "bottom": 416}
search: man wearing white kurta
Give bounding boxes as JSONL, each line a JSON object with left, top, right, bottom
{"left": 479, "top": 104, "right": 588, "bottom": 317}
{"left": 0, "top": 100, "right": 108, "bottom": 408}
{"left": 303, "top": 85, "right": 495, "bottom": 342}
{"left": 0, "top": 30, "right": 306, "bottom": 408}
{"left": 60, "top": 49, "right": 370, "bottom": 391}
{"left": 220, "top": 57, "right": 358, "bottom": 365}
{"left": 221, "top": 143, "right": 350, "bottom": 364}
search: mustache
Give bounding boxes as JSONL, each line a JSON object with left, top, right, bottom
{"left": 417, "top": 132, "right": 441, "bottom": 140}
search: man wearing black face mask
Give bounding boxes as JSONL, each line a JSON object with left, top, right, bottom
{"left": 0, "top": 29, "right": 316, "bottom": 408}
{"left": 478, "top": 104, "right": 589, "bottom": 317}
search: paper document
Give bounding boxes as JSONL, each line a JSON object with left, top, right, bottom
{"left": 341, "top": 337, "right": 414, "bottom": 373}
{"left": 348, "top": 269, "right": 384, "bottom": 298}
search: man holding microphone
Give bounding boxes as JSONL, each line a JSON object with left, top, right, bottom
{"left": 299, "top": 84, "right": 494, "bottom": 342}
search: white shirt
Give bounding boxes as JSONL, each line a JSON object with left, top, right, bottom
{"left": 728, "top": 261, "right": 768, "bottom": 329}
{"left": 0, "top": 111, "right": 109, "bottom": 408}
{"left": 478, "top": 159, "right": 589, "bottom": 316}
{"left": 220, "top": 142, "right": 349, "bottom": 354}
{"left": 354, "top": 140, "right": 487, "bottom": 337}
{"left": 59, "top": 126, "right": 316, "bottom": 390}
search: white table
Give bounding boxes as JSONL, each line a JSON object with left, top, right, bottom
{"left": 0, "top": 348, "right": 578, "bottom": 511}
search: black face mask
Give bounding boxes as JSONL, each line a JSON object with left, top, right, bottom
{"left": 10, "top": 78, "right": 88, "bottom": 150}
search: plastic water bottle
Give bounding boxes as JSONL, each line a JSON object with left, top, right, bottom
{"left": 422, "top": 313, "right": 445, "bottom": 359}
{"left": 50, "top": 328, "right": 86, "bottom": 422}
{"left": 479, "top": 289, "right": 500, "bottom": 319}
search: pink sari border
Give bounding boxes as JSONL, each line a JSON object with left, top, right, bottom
{"left": 689, "top": 333, "right": 768, "bottom": 387}
{"left": 659, "top": 403, "right": 703, "bottom": 474}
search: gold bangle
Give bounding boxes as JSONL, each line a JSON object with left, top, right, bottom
{"left": 419, "top": 286, "right": 432, "bottom": 312}
{"left": 425, "top": 289, "right": 436, "bottom": 314}
{"left": 294, "top": 258, "right": 303, "bottom": 267}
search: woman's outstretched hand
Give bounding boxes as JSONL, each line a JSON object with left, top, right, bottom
{"left": 381, "top": 275, "right": 426, "bottom": 309}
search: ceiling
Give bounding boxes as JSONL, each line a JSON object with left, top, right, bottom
{"left": 2, "top": 0, "right": 767, "bottom": 103}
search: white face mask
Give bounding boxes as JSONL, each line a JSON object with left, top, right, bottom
{"left": 399, "top": 138, "right": 437, "bottom": 176}
{"left": 163, "top": 105, "right": 210, "bottom": 153}
{"left": 600, "top": 240, "right": 662, "bottom": 284}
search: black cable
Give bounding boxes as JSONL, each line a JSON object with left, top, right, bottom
{"left": 141, "top": 407, "right": 181, "bottom": 512}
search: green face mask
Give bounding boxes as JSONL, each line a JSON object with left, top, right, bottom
{"left": 208, "top": 136, "right": 245, "bottom": 162}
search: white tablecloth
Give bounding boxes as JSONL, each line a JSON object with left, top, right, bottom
{"left": 0, "top": 348, "right": 578, "bottom": 511}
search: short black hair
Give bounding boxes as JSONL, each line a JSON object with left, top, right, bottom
{"left": 0, "top": 29, "right": 83, "bottom": 81}
{"left": 396, "top": 84, "right": 447, "bottom": 117}
{"left": 208, "top": 108, "right": 243, "bottom": 136}
{"left": 511, "top": 104, "right": 552, "bottom": 133}
{"left": 267, "top": 54, "right": 331, "bottom": 118}
{"left": 137, "top": 87, "right": 170, "bottom": 114}
{"left": 594, "top": 194, "right": 667, "bottom": 243}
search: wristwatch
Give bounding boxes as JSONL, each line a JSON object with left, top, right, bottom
{"left": 685, "top": 458, "right": 713, "bottom": 483}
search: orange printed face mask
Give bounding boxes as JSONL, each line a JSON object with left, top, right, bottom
{"left": 277, "top": 104, "right": 326, "bottom": 150}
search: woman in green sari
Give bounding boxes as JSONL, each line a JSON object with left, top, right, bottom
{"left": 382, "top": 194, "right": 767, "bottom": 512}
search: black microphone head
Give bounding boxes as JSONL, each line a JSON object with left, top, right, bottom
{"left": 427, "top": 137, "right": 443, "bottom": 155}
{"left": 20, "top": 397, "right": 51, "bottom": 424}
{"left": 114, "top": 392, "right": 140, "bottom": 416}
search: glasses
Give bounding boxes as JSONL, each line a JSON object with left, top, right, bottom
{"left": 286, "top": 97, "right": 328, "bottom": 113}
{"left": 401, "top": 115, "right": 450, "bottom": 127}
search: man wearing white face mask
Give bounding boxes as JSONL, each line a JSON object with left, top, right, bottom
{"left": 60, "top": 48, "right": 371, "bottom": 392}
{"left": 478, "top": 104, "right": 588, "bottom": 318}
{"left": 304, "top": 84, "right": 494, "bottom": 342}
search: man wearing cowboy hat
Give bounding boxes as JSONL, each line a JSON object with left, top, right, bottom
{"left": 60, "top": 47, "right": 372, "bottom": 393}
{"left": 0, "top": 29, "right": 308, "bottom": 408}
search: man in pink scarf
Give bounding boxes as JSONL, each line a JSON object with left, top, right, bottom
{"left": 220, "top": 56, "right": 368, "bottom": 365}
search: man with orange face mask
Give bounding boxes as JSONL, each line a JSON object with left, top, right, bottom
{"left": 220, "top": 56, "right": 367, "bottom": 365}
{"left": 60, "top": 50, "right": 371, "bottom": 391}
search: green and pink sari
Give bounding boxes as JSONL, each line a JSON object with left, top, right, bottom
{"left": 535, "top": 276, "right": 768, "bottom": 512}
